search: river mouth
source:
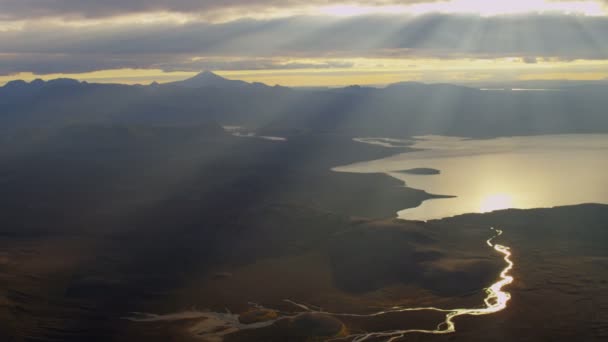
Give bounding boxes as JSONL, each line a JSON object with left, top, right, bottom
{"left": 128, "top": 228, "right": 514, "bottom": 342}
{"left": 335, "top": 134, "right": 608, "bottom": 221}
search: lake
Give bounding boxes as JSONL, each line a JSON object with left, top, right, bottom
{"left": 335, "top": 134, "right": 608, "bottom": 221}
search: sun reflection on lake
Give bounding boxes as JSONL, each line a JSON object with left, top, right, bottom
{"left": 480, "top": 193, "right": 514, "bottom": 213}
{"left": 336, "top": 134, "right": 608, "bottom": 221}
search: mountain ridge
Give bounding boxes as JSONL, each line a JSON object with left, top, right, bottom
{"left": 166, "top": 70, "right": 255, "bottom": 89}
{"left": 2, "top": 71, "right": 608, "bottom": 140}
{"left": 3, "top": 71, "right": 608, "bottom": 92}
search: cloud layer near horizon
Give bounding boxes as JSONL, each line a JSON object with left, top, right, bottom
{"left": 2, "top": 0, "right": 607, "bottom": 19}
{"left": 1, "top": 13, "right": 607, "bottom": 76}
{"left": 1, "top": 0, "right": 608, "bottom": 84}
{"left": 0, "top": 1, "right": 442, "bottom": 19}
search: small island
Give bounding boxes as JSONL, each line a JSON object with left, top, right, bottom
{"left": 396, "top": 168, "right": 441, "bottom": 175}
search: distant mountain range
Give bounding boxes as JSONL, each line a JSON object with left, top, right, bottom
{"left": 3, "top": 70, "right": 608, "bottom": 91}
{"left": 1, "top": 71, "right": 608, "bottom": 139}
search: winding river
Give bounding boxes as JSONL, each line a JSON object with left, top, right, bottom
{"left": 129, "top": 228, "right": 514, "bottom": 341}
{"left": 286, "top": 228, "right": 513, "bottom": 341}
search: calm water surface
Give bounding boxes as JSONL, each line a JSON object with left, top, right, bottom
{"left": 335, "top": 134, "right": 608, "bottom": 221}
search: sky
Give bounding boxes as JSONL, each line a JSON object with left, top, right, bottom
{"left": 1, "top": 0, "right": 608, "bottom": 86}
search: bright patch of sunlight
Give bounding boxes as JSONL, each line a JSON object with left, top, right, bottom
{"left": 319, "top": 5, "right": 408, "bottom": 17}
{"left": 318, "top": 0, "right": 606, "bottom": 17}
{"left": 439, "top": 0, "right": 605, "bottom": 16}
{"left": 480, "top": 194, "right": 514, "bottom": 213}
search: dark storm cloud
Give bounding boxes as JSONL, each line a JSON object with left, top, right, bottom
{"left": 1, "top": 13, "right": 607, "bottom": 75}
{"left": 0, "top": 52, "right": 354, "bottom": 75}
{"left": 0, "top": 53, "right": 158, "bottom": 75}
{"left": 0, "top": 0, "right": 443, "bottom": 19}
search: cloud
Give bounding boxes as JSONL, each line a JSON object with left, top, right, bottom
{"left": 0, "top": 53, "right": 155, "bottom": 75}
{"left": 0, "top": 13, "right": 607, "bottom": 75}
{"left": 160, "top": 58, "right": 354, "bottom": 72}
{"left": 0, "top": 0, "right": 442, "bottom": 20}
{"left": 0, "top": 53, "right": 354, "bottom": 76}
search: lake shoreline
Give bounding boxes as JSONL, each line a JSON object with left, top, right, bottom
{"left": 338, "top": 134, "right": 608, "bottom": 221}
